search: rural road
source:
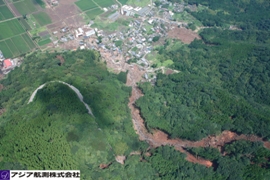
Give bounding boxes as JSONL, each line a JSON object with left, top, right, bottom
{"left": 28, "top": 81, "right": 94, "bottom": 116}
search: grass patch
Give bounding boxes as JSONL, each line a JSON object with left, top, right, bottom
{"left": 75, "top": 0, "right": 98, "bottom": 11}
{"left": 0, "top": 6, "right": 14, "bottom": 21}
{"left": 32, "top": 12, "right": 52, "bottom": 26}
{"left": 95, "top": 0, "right": 114, "bottom": 7}
{"left": 0, "top": 41, "right": 13, "bottom": 58}
{"left": 0, "top": 19, "right": 25, "bottom": 40}
{"left": 29, "top": 26, "right": 47, "bottom": 36}
{"left": 13, "top": 0, "right": 37, "bottom": 15}
{"left": 38, "top": 38, "right": 51, "bottom": 46}
{"left": 11, "top": 35, "right": 31, "bottom": 53}
{"left": 85, "top": 8, "right": 104, "bottom": 20}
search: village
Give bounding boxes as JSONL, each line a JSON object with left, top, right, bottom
{"left": 0, "top": 0, "right": 198, "bottom": 81}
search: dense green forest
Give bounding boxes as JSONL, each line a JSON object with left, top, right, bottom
{"left": 0, "top": 50, "right": 158, "bottom": 179}
{"left": 0, "top": 0, "right": 270, "bottom": 179}
{"left": 137, "top": 0, "right": 270, "bottom": 140}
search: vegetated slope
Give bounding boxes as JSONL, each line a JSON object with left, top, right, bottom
{"left": 0, "top": 50, "right": 157, "bottom": 179}
{"left": 134, "top": 0, "right": 270, "bottom": 179}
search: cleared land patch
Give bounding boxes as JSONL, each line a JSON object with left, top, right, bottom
{"left": 75, "top": 0, "right": 98, "bottom": 11}
{"left": 13, "top": 0, "right": 37, "bottom": 15}
{"left": 0, "top": 19, "right": 25, "bottom": 40}
{"left": 85, "top": 8, "right": 104, "bottom": 20}
{"left": 0, "top": 5, "right": 14, "bottom": 21}
{"left": 33, "top": 12, "right": 52, "bottom": 26}
{"left": 95, "top": 0, "right": 114, "bottom": 7}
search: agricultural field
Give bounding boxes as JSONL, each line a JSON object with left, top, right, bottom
{"left": 13, "top": 0, "right": 37, "bottom": 15}
{"left": 18, "top": 18, "right": 32, "bottom": 30}
{"left": 0, "top": 33, "right": 36, "bottom": 58}
{"left": 95, "top": 0, "right": 114, "bottom": 7}
{"left": 32, "top": 12, "right": 52, "bottom": 26}
{"left": 85, "top": 8, "right": 104, "bottom": 20}
{"left": 0, "top": 5, "right": 14, "bottom": 21}
{"left": 0, "top": 41, "right": 13, "bottom": 58}
{"left": 0, "top": 19, "right": 25, "bottom": 40}
{"left": 75, "top": 0, "right": 98, "bottom": 11}
{"left": 37, "top": 38, "right": 51, "bottom": 46}
{"left": 126, "top": 0, "right": 150, "bottom": 7}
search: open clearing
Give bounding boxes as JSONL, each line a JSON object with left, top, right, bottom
{"left": 0, "top": 19, "right": 25, "bottom": 40}
{"left": 13, "top": 0, "right": 38, "bottom": 15}
{"left": 85, "top": 8, "right": 104, "bottom": 20}
{"left": 75, "top": 0, "right": 98, "bottom": 11}
{"left": 168, "top": 26, "right": 201, "bottom": 44}
{"left": 0, "top": 5, "right": 14, "bottom": 21}
{"left": 33, "top": 12, "right": 52, "bottom": 26}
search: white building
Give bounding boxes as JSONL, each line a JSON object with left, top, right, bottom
{"left": 85, "top": 29, "right": 95, "bottom": 37}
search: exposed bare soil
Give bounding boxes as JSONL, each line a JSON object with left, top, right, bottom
{"left": 168, "top": 26, "right": 201, "bottom": 44}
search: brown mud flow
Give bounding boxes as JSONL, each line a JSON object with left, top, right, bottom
{"left": 125, "top": 64, "right": 270, "bottom": 167}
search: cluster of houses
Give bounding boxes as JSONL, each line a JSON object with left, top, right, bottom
{"left": 0, "top": 51, "right": 18, "bottom": 74}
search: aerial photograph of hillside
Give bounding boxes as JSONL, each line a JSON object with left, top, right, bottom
{"left": 0, "top": 0, "right": 269, "bottom": 179}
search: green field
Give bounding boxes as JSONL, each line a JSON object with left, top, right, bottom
{"left": 19, "top": 18, "right": 32, "bottom": 30}
{"left": 5, "top": 38, "right": 20, "bottom": 56}
{"left": 75, "top": 0, "right": 98, "bottom": 11}
{"left": 13, "top": 0, "right": 37, "bottom": 15}
{"left": 0, "top": 19, "right": 25, "bottom": 40}
{"left": 32, "top": 12, "right": 52, "bottom": 26}
{"left": 11, "top": 35, "right": 31, "bottom": 53}
{"left": 0, "top": 41, "right": 13, "bottom": 58}
{"left": 118, "top": 0, "right": 128, "bottom": 4}
{"left": 85, "top": 8, "right": 104, "bottom": 20}
{"left": 0, "top": 0, "right": 4, "bottom": 5}
{"left": 95, "top": 0, "right": 114, "bottom": 7}
{"left": 38, "top": 38, "right": 51, "bottom": 46}
{"left": 21, "top": 33, "right": 36, "bottom": 49}
{"left": 0, "top": 33, "right": 35, "bottom": 58}
{"left": 0, "top": 5, "right": 14, "bottom": 21}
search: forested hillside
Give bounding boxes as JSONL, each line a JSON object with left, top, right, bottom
{"left": 0, "top": 50, "right": 157, "bottom": 179}
{"left": 135, "top": 0, "right": 270, "bottom": 178}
